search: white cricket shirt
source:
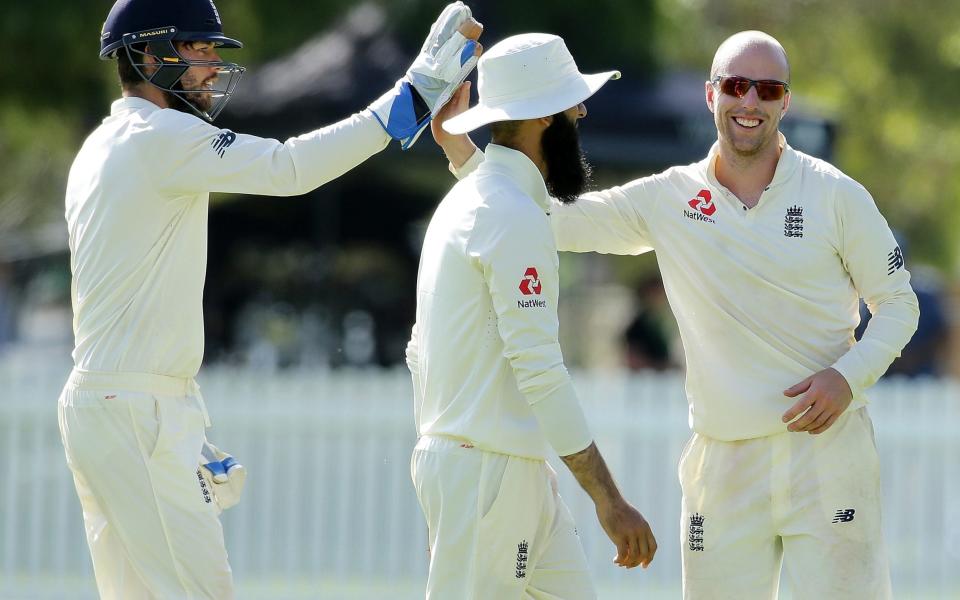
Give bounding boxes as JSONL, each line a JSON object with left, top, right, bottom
{"left": 65, "top": 97, "right": 389, "bottom": 377}
{"left": 407, "top": 144, "right": 592, "bottom": 459}
{"left": 455, "top": 135, "right": 919, "bottom": 441}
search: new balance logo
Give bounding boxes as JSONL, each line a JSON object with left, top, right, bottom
{"left": 887, "top": 246, "right": 904, "bottom": 275}
{"left": 516, "top": 540, "right": 529, "bottom": 579}
{"left": 832, "top": 508, "right": 856, "bottom": 523}
{"left": 211, "top": 130, "right": 236, "bottom": 158}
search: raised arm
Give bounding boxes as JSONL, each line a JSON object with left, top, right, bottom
{"left": 157, "top": 2, "right": 483, "bottom": 197}
{"left": 549, "top": 179, "right": 656, "bottom": 255}
{"left": 434, "top": 102, "right": 659, "bottom": 256}
{"left": 154, "top": 110, "right": 392, "bottom": 197}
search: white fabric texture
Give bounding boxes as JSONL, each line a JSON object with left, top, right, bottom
{"left": 443, "top": 33, "right": 619, "bottom": 135}
{"left": 411, "top": 435, "right": 595, "bottom": 599}
{"left": 407, "top": 143, "right": 592, "bottom": 460}
{"left": 453, "top": 136, "right": 919, "bottom": 441}
{"left": 678, "top": 408, "right": 892, "bottom": 599}
{"left": 65, "top": 97, "right": 390, "bottom": 378}
{"left": 62, "top": 95, "right": 391, "bottom": 597}
{"left": 58, "top": 371, "right": 232, "bottom": 599}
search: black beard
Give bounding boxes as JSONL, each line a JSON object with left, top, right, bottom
{"left": 163, "top": 80, "right": 213, "bottom": 117}
{"left": 541, "top": 112, "right": 592, "bottom": 204}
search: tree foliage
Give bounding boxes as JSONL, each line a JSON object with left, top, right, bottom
{"left": 1, "top": 0, "right": 956, "bottom": 272}
{"left": 651, "top": 0, "right": 960, "bottom": 271}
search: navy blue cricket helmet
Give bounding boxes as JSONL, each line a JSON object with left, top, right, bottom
{"left": 100, "top": 0, "right": 245, "bottom": 121}
{"left": 100, "top": 0, "right": 243, "bottom": 59}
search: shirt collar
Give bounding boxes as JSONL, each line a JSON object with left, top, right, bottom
{"left": 704, "top": 132, "right": 799, "bottom": 191}
{"left": 110, "top": 96, "right": 163, "bottom": 117}
{"left": 481, "top": 143, "right": 551, "bottom": 213}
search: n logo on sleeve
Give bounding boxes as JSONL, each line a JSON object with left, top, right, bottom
{"left": 887, "top": 246, "right": 904, "bottom": 275}
{"left": 211, "top": 130, "right": 236, "bottom": 158}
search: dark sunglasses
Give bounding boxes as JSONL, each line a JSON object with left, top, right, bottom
{"left": 712, "top": 76, "right": 790, "bottom": 101}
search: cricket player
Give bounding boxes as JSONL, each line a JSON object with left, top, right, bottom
{"left": 437, "top": 31, "right": 919, "bottom": 599}
{"left": 58, "top": 0, "right": 481, "bottom": 597}
{"left": 407, "top": 34, "right": 657, "bottom": 599}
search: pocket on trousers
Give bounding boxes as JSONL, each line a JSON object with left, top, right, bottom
{"left": 123, "top": 394, "right": 163, "bottom": 460}
{"left": 148, "top": 396, "right": 205, "bottom": 465}
{"left": 677, "top": 433, "right": 701, "bottom": 490}
{"left": 476, "top": 457, "right": 545, "bottom": 590}
{"left": 478, "top": 453, "right": 510, "bottom": 522}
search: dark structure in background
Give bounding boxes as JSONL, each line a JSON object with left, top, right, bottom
{"left": 208, "top": 3, "right": 835, "bottom": 368}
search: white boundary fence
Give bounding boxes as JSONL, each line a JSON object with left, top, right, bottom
{"left": 1, "top": 361, "right": 958, "bottom": 599}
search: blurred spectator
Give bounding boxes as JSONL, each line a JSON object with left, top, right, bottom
{"left": 18, "top": 267, "right": 72, "bottom": 350}
{"left": 0, "top": 262, "right": 16, "bottom": 352}
{"left": 623, "top": 276, "right": 680, "bottom": 371}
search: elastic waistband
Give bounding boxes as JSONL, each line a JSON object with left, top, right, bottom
{"left": 415, "top": 434, "right": 545, "bottom": 462}
{"left": 415, "top": 434, "right": 475, "bottom": 452}
{"left": 67, "top": 368, "right": 210, "bottom": 426}
{"left": 68, "top": 368, "right": 198, "bottom": 396}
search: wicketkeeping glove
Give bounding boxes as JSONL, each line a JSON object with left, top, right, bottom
{"left": 198, "top": 441, "right": 247, "bottom": 514}
{"left": 370, "top": 1, "right": 482, "bottom": 149}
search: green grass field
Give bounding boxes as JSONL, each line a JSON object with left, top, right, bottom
{"left": 4, "top": 575, "right": 957, "bottom": 599}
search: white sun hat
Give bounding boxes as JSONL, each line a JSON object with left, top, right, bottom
{"left": 443, "top": 33, "right": 620, "bottom": 135}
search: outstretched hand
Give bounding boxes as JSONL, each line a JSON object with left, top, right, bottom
{"left": 368, "top": 2, "right": 481, "bottom": 149}
{"left": 782, "top": 367, "right": 853, "bottom": 434}
{"left": 431, "top": 81, "right": 479, "bottom": 167}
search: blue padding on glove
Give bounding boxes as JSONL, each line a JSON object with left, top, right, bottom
{"left": 370, "top": 81, "right": 431, "bottom": 149}
{"left": 460, "top": 40, "right": 477, "bottom": 66}
{"left": 204, "top": 459, "right": 228, "bottom": 478}
{"left": 220, "top": 456, "right": 238, "bottom": 472}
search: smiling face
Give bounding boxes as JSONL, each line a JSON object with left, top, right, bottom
{"left": 706, "top": 32, "right": 791, "bottom": 160}
{"left": 172, "top": 41, "right": 223, "bottom": 114}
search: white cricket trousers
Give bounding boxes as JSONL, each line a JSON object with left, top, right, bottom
{"left": 58, "top": 369, "right": 234, "bottom": 599}
{"left": 679, "top": 407, "right": 892, "bottom": 599}
{"left": 411, "top": 435, "right": 595, "bottom": 599}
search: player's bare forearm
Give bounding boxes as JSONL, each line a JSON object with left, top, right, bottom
{"left": 560, "top": 442, "right": 623, "bottom": 507}
{"left": 561, "top": 442, "right": 658, "bottom": 568}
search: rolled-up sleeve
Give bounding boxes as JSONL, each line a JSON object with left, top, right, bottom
{"left": 152, "top": 110, "right": 391, "bottom": 197}
{"left": 470, "top": 194, "right": 592, "bottom": 456}
{"left": 831, "top": 182, "right": 919, "bottom": 394}
{"left": 448, "top": 147, "right": 485, "bottom": 180}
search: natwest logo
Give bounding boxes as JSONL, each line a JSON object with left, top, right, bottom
{"left": 688, "top": 189, "right": 717, "bottom": 216}
{"left": 518, "top": 267, "right": 542, "bottom": 295}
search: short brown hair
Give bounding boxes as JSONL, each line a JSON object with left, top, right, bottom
{"left": 117, "top": 46, "right": 147, "bottom": 88}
